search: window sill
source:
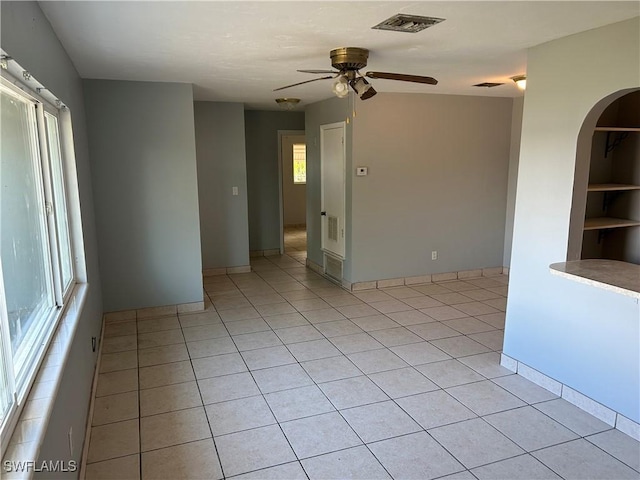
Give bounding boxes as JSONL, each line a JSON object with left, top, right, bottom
{"left": 1, "top": 283, "right": 89, "bottom": 479}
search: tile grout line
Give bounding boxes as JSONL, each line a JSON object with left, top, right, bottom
{"left": 182, "top": 290, "right": 227, "bottom": 480}
{"left": 210, "top": 255, "right": 505, "bottom": 478}
{"left": 246, "top": 262, "right": 515, "bottom": 476}
{"left": 135, "top": 310, "right": 142, "bottom": 480}
{"left": 93, "top": 251, "right": 636, "bottom": 478}
{"left": 231, "top": 258, "right": 395, "bottom": 479}
{"left": 224, "top": 267, "right": 311, "bottom": 479}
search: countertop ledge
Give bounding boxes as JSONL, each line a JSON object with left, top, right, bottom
{"left": 550, "top": 259, "right": 640, "bottom": 299}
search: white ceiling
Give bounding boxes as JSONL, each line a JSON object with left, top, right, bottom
{"left": 39, "top": 1, "right": 639, "bottom": 110}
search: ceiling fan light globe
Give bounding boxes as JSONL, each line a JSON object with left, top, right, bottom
{"left": 358, "top": 84, "right": 371, "bottom": 97}
{"left": 351, "top": 77, "right": 371, "bottom": 98}
{"left": 511, "top": 74, "right": 527, "bottom": 90}
{"left": 350, "top": 77, "right": 377, "bottom": 100}
{"left": 332, "top": 76, "right": 349, "bottom": 98}
{"left": 360, "top": 86, "right": 377, "bottom": 100}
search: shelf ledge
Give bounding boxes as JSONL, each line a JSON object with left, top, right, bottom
{"left": 583, "top": 217, "right": 640, "bottom": 230}
{"left": 550, "top": 260, "right": 639, "bottom": 299}
{"left": 587, "top": 183, "right": 640, "bottom": 192}
{"left": 594, "top": 126, "right": 640, "bottom": 132}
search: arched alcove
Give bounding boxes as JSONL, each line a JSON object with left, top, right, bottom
{"left": 567, "top": 89, "right": 640, "bottom": 263}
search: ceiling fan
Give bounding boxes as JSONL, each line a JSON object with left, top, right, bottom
{"left": 274, "top": 47, "right": 438, "bottom": 101}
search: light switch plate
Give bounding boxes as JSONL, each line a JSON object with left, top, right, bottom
{"left": 356, "top": 167, "right": 368, "bottom": 176}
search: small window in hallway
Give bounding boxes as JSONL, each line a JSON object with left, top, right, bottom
{"left": 293, "top": 143, "right": 306, "bottom": 184}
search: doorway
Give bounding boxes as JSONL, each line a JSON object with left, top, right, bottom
{"left": 278, "top": 131, "right": 306, "bottom": 260}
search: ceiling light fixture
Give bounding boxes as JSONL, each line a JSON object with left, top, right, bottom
{"left": 349, "top": 77, "right": 377, "bottom": 100}
{"left": 511, "top": 74, "right": 526, "bottom": 90}
{"left": 275, "top": 98, "right": 301, "bottom": 110}
{"left": 332, "top": 75, "right": 349, "bottom": 98}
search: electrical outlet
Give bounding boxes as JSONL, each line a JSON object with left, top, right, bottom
{"left": 431, "top": 251, "right": 438, "bottom": 260}
{"left": 68, "top": 427, "right": 74, "bottom": 456}
{"left": 232, "top": 186, "right": 238, "bottom": 196}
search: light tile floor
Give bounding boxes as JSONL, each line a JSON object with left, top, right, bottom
{"left": 284, "top": 226, "right": 307, "bottom": 260}
{"left": 85, "top": 253, "right": 640, "bottom": 480}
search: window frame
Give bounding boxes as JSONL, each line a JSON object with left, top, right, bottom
{"left": 292, "top": 143, "right": 307, "bottom": 185}
{"left": 44, "top": 110, "right": 75, "bottom": 297}
{"left": 0, "top": 69, "right": 77, "bottom": 448}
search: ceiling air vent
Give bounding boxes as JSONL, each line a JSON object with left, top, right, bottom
{"left": 372, "top": 14, "right": 445, "bottom": 33}
{"left": 473, "top": 82, "right": 504, "bottom": 88}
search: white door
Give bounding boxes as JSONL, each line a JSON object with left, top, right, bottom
{"left": 320, "top": 122, "right": 346, "bottom": 258}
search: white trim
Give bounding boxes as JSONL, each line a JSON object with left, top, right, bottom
{"left": 562, "top": 385, "right": 616, "bottom": 426}
{"left": 616, "top": 415, "right": 640, "bottom": 442}
{"left": 349, "top": 266, "right": 507, "bottom": 291}
{"left": 517, "top": 363, "right": 563, "bottom": 396}
{"left": 203, "top": 265, "right": 251, "bottom": 276}
{"left": 499, "top": 353, "right": 518, "bottom": 372}
{"left": 0, "top": 82, "right": 60, "bottom": 439}
{"left": 0, "top": 260, "right": 17, "bottom": 449}
{"left": 59, "top": 108, "right": 87, "bottom": 284}
{"left": 500, "top": 355, "right": 639, "bottom": 441}
{"left": 0, "top": 69, "right": 63, "bottom": 113}
{"left": 0, "top": 58, "right": 86, "bottom": 466}
{"left": 320, "top": 121, "right": 346, "bottom": 260}
{"left": 78, "top": 308, "right": 105, "bottom": 480}
{"left": 1, "top": 284, "right": 88, "bottom": 480}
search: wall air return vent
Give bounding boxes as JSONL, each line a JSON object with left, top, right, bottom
{"left": 324, "top": 253, "right": 343, "bottom": 283}
{"left": 473, "top": 82, "right": 504, "bottom": 88}
{"left": 373, "top": 14, "right": 445, "bottom": 33}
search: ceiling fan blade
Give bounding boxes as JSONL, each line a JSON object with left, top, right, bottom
{"left": 366, "top": 71, "right": 438, "bottom": 85}
{"left": 273, "top": 76, "right": 334, "bottom": 92}
{"left": 297, "top": 69, "right": 339, "bottom": 74}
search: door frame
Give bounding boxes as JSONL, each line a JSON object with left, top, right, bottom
{"left": 320, "top": 121, "right": 347, "bottom": 259}
{"left": 277, "top": 130, "right": 306, "bottom": 254}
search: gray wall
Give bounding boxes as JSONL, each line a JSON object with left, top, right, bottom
{"left": 503, "top": 96, "right": 525, "bottom": 267}
{"left": 245, "top": 110, "right": 305, "bottom": 251}
{"left": 195, "top": 102, "right": 250, "bottom": 268}
{"left": 84, "top": 80, "right": 203, "bottom": 311}
{"left": 1, "top": 2, "right": 103, "bottom": 476}
{"left": 505, "top": 17, "right": 640, "bottom": 422}
{"left": 350, "top": 93, "right": 513, "bottom": 282}
{"left": 305, "top": 97, "right": 352, "bottom": 271}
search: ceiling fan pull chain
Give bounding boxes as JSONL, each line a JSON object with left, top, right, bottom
{"left": 353, "top": 92, "right": 357, "bottom": 119}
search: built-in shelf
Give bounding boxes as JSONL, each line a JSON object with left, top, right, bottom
{"left": 594, "top": 126, "right": 640, "bottom": 132}
{"left": 587, "top": 183, "right": 640, "bottom": 192}
{"left": 583, "top": 217, "right": 640, "bottom": 231}
{"left": 581, "top": 93, "right": 639, "bottom": 257}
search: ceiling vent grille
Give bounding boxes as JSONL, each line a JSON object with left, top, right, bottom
{"left": 473, "top": 82, "right": 504, "bottom": 88}
{"left": 372, "top": 14, "right": 445, "bottom": 33}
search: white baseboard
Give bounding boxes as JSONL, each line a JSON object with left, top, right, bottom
{"left": 500, "top": 354, "right": 639, "bottom": 441}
